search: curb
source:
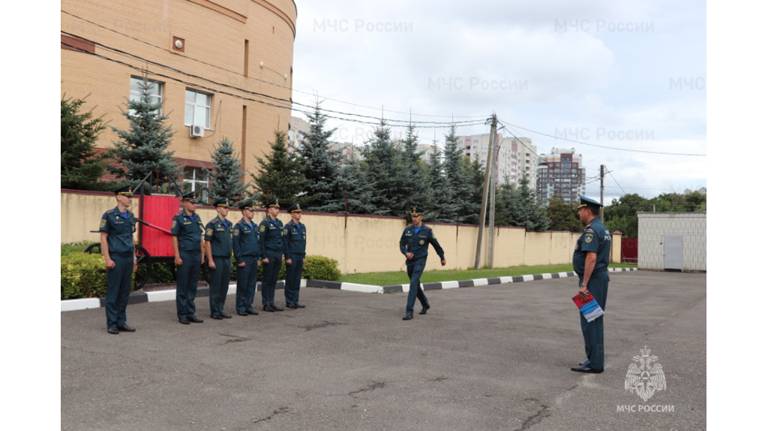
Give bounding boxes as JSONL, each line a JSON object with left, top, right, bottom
{"left": 61, "top": 268, "right": 638, "bottom": 312}
{"left": 61, "top": 279, "right": 306, "bottom": 312}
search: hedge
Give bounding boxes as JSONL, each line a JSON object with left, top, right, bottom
{"left": 61, "top": 253, "right": 342, "bottom": 300}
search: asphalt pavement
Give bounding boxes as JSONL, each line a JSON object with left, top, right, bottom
{"left": 61, "top": 271, "right": 705, "bottom": 431}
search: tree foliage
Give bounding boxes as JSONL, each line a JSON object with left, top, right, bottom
{"left": 61, "top": 96, "right": 106, "bottom": 189}
{"left": 251, "top": 130, "right": 306, "bottom": 206}
{"left": 209, "top": 137, "right": 246, "bottom": 203}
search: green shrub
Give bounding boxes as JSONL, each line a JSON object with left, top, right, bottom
{"left": 61, "top": 242, "right": 92, "bottom": 256}
{"left": 61, "top": 252, "right": 107, "bottom": 299}
{"left": 136, "top": 261, "right": 175, "bottom": 285}
{"left": 302, "top": 255, "right": 341, "bottom": 281}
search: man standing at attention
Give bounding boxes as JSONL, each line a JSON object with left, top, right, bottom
{"left": 233, "top": 199, "right": 260, "bottom": 316}
{"left": 399, "top": 207, "right": 446, "bottom": 321}
{"left": 204, "top": 198, "right": 233, "bottom": 320}
{"left": 172, "top": 192, "right": 205, "bottom": 325}
{"left": 283, "top": 203, "right": 307, "bottom": 309}
{"left": 99, "top": 185, "right": 137, "bottom": 335}
{"left": 571, "top": 195, "right": 611, "bottom": 374}
{"left": 260, "top": 199, "right": 284, "bottom": 312}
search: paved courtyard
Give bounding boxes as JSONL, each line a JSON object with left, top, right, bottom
{"left": 62, "top": 271, "right": 705, "bottom": 431}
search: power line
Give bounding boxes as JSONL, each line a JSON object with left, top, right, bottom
{"left": 62, "top": 9, "right": 485, "bottom": 121}
{"left": 498, "top": 119, "right": 706, "bottom": 157}
{"left": 608, "top": 171, "right": 627, "bottom": 195}
{"left": 62, "top": 40, "right": 488, "bottom": 130}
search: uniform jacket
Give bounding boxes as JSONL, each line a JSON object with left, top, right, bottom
{"left": 399, "top": 224, "right": 445, "bottom": 261}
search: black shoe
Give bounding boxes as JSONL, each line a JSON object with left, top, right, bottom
{"left": 578, "top": 360, "right": 590, "bottom": 368}
{"left": 107, "top": 327, "right": 119, "bottom": 334}
{"left": 419, "top": 304, "right": 430, "bottom": 315}
{"left": 247, "top": 309, "right": 259, "bottom": 315}
{"left": 263, "top": 305, "right": 275, "bottom": 312}
{"left": 272, "top": 305, "right": 284, "bottom": 312}
{"left": 210, "top": 315, "right": 224, "bottom": 320}
{"left": 189, "top": 316, "right": 204, "bottom": 323}
{"left": 570, "top": 365, "right": 604, "bottom": 374}
{"left": 294, "top": 304, "right": 306, "bottom": 309}
{"left": 402, "top": 312, "right": 413, "bottom": 321}
{"left": 237, "top": 311, "right": 249, "bottom": 316}
{"left": 117, "top": 324, "right": 136, "bottom": 332}
{"left": 221, "top": 314, "right": 233, "bottom": 319}
{"left": 178, "top": 318, "right": 191, "bottom": 325}
{"left": 286, "top": 303, "right": 297, "bottom": 309}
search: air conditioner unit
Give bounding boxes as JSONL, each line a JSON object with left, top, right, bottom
{"left": 189, "top": 125, "right": 205, "bottom": 138}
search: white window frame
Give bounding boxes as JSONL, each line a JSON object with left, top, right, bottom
{"left": 184, "top": 89, "right": 212, "bottom": 129}
{"left": 182, "top": 167, "right": 209, "bottom": 194}
{"left": 129, "top": 76, "right": 163, "bottom": 116}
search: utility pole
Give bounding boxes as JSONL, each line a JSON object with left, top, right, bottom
{"left": 487, "top": 134, "right": 500, "bottom": 267}
{"left": 599, "top": 164, "right": 605, "bottom": 219}
{"left": 474, "top": 113, "right": 497, "bottom": 269}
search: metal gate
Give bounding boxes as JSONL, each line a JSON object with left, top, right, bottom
{"left": 663, "top": 235, "right": 683, "bottom": 271}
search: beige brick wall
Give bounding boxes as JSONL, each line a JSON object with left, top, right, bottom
{"left": 62, "top": 191, "right": 623, "bottom": 274}
{"left": 61, "top": 0, "right": 296, "bottom": 177}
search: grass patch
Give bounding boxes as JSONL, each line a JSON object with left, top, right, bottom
{"left": 340, "top": 262, "right": 637, "bottom": 285}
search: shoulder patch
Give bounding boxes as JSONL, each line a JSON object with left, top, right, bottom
{"left": 584, "top": 233, "right": 594, "bottom": 243}
{"left": 206, "top": 227, "right": 214, "bottom": 236}
{"left": 99, "top": 218, "right": 107, "bottom": 229}
{"left": 259, "top": 224, "right": 266, "bottom": 233}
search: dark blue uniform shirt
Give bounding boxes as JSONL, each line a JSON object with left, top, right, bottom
{"left": 259, "top": 217, "right": 285, "bottom": 258}
{"left": 572, "top": 218, "right": 611, "bottom": 276}
{"left": 233, "top": 218, "right": 260, "bottom": 260}
{"left": 171, "top": 211, "right": 204, "bottom": 253}
{"left": 99, "top": 207, "right": 136, "bottom": 254}
{"left": 204, "top": 216, "right": 233, "bottom": 258}
{"left": 283, "top": 220, "right": 307, "bottom": 256}
{"left": 399, "top": 224, "right": 445, "bottom": 261}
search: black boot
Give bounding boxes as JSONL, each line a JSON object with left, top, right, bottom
{"left": 402, "top": 311, "right": 413, "bottom": 321}
{"left": 419, "top": 304, "right": 430, "bottom": 315}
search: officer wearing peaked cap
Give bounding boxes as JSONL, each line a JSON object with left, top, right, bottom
{"left": 571, "top": 195, "right": 611, "bottom": 374}
{"left": 399, "top": 207, "right": 446, "bottom": 321}
{"left": 171, "top": 191, "right": 205, "bottom": 324}
{"left": 99, "top": 185, "right": 137, "bottom": 334}
{"left": 233, "top": 198, "right": 261, "bottom": 316}
{"left": 260, "top": 198, "right": 284, "bottom": 312}
{"left": 283, "top": 203, "right": 307, "bottom": 309}
{"left": 205, "top": 198, "right": 233, "bottom": 319}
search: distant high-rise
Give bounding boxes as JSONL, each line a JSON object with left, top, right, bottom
{"left": 536, "top": 148, "right": 586, "bottom": 204}
{"left": 457, "top": 133, "right": 537, "bottom": 188}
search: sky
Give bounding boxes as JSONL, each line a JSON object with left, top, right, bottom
{"left": 290, "top": 0, "right": 706, "bottom": 203}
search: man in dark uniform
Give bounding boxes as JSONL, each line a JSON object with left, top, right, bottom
{"left": 205, "top": 198, "right": 233, "bottom": 320}
{"left": 171, "top": 192, "right": 205, "bottom": 325}
{"left": 283, "top": 203, "right": 307, "bottom": 309}
{"left": 399, "top": 207, "right": 446, "bottom": 321}
{"left": 99, "top": 185, "right": 137, "bottom": 334}
{"left": 259, "top": 199, "right": 284, "bottom": 312}
{"left": 571, "top": 195, "right": 612, "bottom": 374}
{"left": 233, "top": 199, "right": 260, "bottom": 316}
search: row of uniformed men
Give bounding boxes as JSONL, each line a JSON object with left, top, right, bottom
{"left": 99, "top": 187, "right": 307, "bottom": 334}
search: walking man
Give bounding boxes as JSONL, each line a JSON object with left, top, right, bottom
{"left": 99, "top": 185, "right": 137, "bottom": 334}
{"left": 233, "top": 199, "right": 260, "bottom": 316}
{"left": 399, "top": 207, "right": 446, "bottom": 320}
{"left": 205, "top": 198, "right": 233, "bottom": 320}
{"left": 172, "top": 191, "right": 205, "bottom": 325}
{"left": 283, "top": 203, "right": 307, "bottom": 309}
{"left": 259, "top": 199, "right": 284, "bottom": 312}
{"left": 571, "top": 195, "right": 611, "bottom": 374}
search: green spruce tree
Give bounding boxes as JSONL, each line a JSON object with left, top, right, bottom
{"left": 61, "top": 96, "right": 106, "bottom": 189}
{"left": 400, "top": 123, "right": 430, "bottom": 215}
{"left": 107, "top": 76, "right": 177, "bottom": 190}
{"left": 426, "top": 143, "right": 452, "bottom": 222}
{"left": 298, "top": 103, "right": 344, "bottom": 211}
{"left": 209, "top": 137, "right": 246, "bottom": 203}
{"left": 252, "top": 130, "right": 305, "bottom": 205}
{"left": 362, "top": 120, "right": 410, "bottom": 216}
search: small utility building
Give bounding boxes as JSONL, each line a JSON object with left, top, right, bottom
{"left": 637, "top": 212, "right": 706, "bottom": 271}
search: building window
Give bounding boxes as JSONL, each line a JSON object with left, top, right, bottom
{"left": 182, "top": 167, "right": 209, "bottom": 201}
{"left": 184, "top": 89, "right": 212, "bottom": 129}
{"left": 129, "top": 77, "right": 163, "bottom": 116}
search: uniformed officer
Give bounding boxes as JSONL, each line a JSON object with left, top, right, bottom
{"left": 259, "top": 199, "right": 284, "bottom": 312}
{"left": 571, "top": 195, "right": 611, "bottom": 374}
{"left": 399, "top": 207, "right": 446, "bottom": 321}
{"left": 233, "top": 199, "right": 261, "bottom": 316}
{"left": 99, "top": 185, "right": 138, "bottom": 335}
{"left": 205, "top": 198, "right": 233, "bottom": 320}
{"left": 171, "top": 192, "right": 205, "bottom": 324}
{"left": 283, "top": 203, "right": 307, "bottom": 309}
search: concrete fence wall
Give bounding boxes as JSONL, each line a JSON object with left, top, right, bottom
{"left": 62, "top": 190, "right": 622, "bottom": 274}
